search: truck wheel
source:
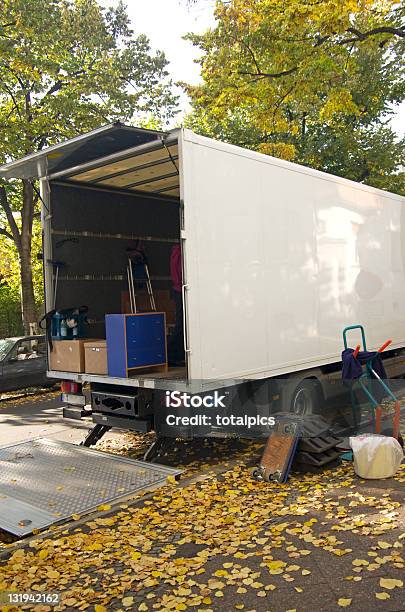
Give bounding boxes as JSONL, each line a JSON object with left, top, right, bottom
{"left": 290, "top": 380, "right": 321, "bottom": 416}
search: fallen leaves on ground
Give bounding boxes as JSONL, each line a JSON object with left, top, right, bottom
{"left": 0, "top": 451, "right": 403, "bottom": 611}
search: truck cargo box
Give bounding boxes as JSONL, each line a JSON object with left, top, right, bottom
{"left": 1, "top": 124, "right": 404, "bottom": 391}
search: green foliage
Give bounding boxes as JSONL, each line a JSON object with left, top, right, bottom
{"left": 0, "top": 0, "right": 178, "bottom": 163}
{"left": 0, "top": 0, "right": 179, "bottom": 329}
{"left": 0, "top": 233, "right": 24, "bottom": 337}
{"left": 0, "top": 284, "right": 23, "bottom": 338}
{"left": 185, "top": 0, "right": 404, "bottom": 194}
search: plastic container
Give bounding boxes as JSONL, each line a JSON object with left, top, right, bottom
{"left": 349, "top": 434, "right": 403, "bottom": 479}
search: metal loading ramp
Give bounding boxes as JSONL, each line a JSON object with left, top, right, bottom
{"left": 0, "top": 438, "right": 181, "bottom": 537}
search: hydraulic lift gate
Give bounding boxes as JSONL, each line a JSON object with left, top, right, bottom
{"left": 0, "top": 438, "right": 181, "bottom": 536}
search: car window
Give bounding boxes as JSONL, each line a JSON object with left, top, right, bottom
{"left": 0, "top": 338, "right": 15, "bottom": 361}
{"left": 8, "top": 339, "right": 41, "bottom": 361}
{"left": 37, "top": 341, "right": 47, "bottom": 355}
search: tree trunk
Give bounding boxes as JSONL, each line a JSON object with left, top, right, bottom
{"left": 0, "top": 179, "right": 38, "bottom": 334}
{"left": 19, "top": 245, "right": 37, "bottom": 334}
{"left": 19, "top": 180, "right": 38, "bottom": 334}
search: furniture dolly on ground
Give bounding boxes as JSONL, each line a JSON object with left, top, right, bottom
{"left": 252, "top": 417, "right": 301, "bottom": 483}
{"left": 252, "top": 414, "right": 343, "bottom": 483}
{"left": 342, "top": 325, "right": 401, "bottom": 440}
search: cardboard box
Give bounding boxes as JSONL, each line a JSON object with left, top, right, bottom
{"left": 48, "top": 339, "right": 91, "bottom": 373}
{"left": 121, "top": 289, "right": 176, "bottom": 324}
{"left": 84, "top": 340, "right": 107, "bottom": 375}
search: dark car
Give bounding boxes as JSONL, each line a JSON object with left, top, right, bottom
{"left": 0, "top": 335, "right": 49, "bottom": 392}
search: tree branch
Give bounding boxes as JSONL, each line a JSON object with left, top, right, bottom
{"left": 0, "top": 184, "right": 21, "bottom": 250}
{"left": 0, "top": 227, "right": 14, "bottom": 241}
{"left": 0, "top": 21, "right": 16, "bottom": 38}
{"left": 241, "top": 40, "right": 262, "bottom": 75}
{"left": 347, "top": 25, "right": 405, "bottom": 40}
{"left": 238, "top": 66, "right": 298, "bottom": 80}
{"left": 0, "top": 60, "right": 27, "bottom": 91}
{"left": 41, "top": 65, "right": 94, "bottom": 100}
{"left": 0, "top": 80, "right": 23, "bottom": 120}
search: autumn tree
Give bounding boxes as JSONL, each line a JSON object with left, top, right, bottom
{"left": 0, "top": 0, "right": 178, "bottom": 333}
{"left": 185, "top": 0, "right": 404, "bottom": 194}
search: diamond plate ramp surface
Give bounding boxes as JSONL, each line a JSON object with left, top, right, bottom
{"left": 0, "top": 438, "right": 181, "bottom": 536}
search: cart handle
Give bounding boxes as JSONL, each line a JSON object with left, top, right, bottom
{"left": 377, "top": 339, "right": 392, "bottom": 353}
{"left": 343, "top": 325, "right": 367, "bottom": 351}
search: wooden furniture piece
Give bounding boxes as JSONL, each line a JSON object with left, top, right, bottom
{"left": 105, "top": 313, "right": 167, "bottom": 378}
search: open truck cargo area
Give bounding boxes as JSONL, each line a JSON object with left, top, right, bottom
{"left": 1, "top": 123, "right": 405, "bottom": 443}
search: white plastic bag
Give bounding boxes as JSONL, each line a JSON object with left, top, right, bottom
{"left": 349, "top": 434, "right": 403, "bottom": 479}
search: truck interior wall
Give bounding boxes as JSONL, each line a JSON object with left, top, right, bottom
{"left": 49, "top": 182, "right": 180, "bottom": 338}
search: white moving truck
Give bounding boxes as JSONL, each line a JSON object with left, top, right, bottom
{"left": 1, "top": 124, "right": 404, "bottom": 447}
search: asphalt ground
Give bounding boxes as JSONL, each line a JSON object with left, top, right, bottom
{"left": 0, "top": 392, "right": 403, "bottom": 612}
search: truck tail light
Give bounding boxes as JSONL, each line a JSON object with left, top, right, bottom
{"left": 61, "top": 381, "right": 81, "bottom": 394}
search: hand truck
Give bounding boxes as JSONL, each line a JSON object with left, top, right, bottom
{"left": 127, "top": 245, "right": 156, "bottom": 313}
{"left": 343, "top": 325, "right": 401, "bottom": 440}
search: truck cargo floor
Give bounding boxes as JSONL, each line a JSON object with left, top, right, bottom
{"left": 0, "top": 438, "right": 181, "bottom": 537}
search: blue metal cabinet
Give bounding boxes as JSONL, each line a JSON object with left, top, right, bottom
{"left": 105, "top": 313, "right": 167, "bottom": 378}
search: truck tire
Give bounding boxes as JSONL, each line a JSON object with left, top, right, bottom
{"left": 290, "top": 379, "right": 322, "bottom": 416}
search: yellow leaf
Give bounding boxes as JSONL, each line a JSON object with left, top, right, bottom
{"left": 122, "top": 597, "right": 134, "bottom": 608}
{"left": 175, "top": 605, "right": 186, "bottom": 611}
{"left": 267, "top": 560, "right": 286, "bottom": 570}
{"left": 72, "top": 513, "right": 81, "bottom": 520}
{"left": 38, "top": 549, "right": 49, "bottom": 559}
{"left": 97, "top": 504, "right": 111, "bottom": 511}
{"left": 377, "top": 541, "right": 391, "bottom": 549}
{"left": 138, "top": 604, "right": 148, "bottom": 612}
{"left": 235, "top": 605, "right": 244, "bottom": 610}
{"left": 95, "top": 606, "right": 107, "bottom": 612}
{"left": 338, "top": 599, "right": 352, "bottom": 607}
{"left": 177, "top": 588, "right": 191, "bottom": 596}
{"left": 302, "top": 570, "right": 311, "bottom": 575}
{"left": 376, "top": 592, "right": 390, "bottom": 600}
{"left": 167, "top": 475, "right": 178, "bottom": 484}
{"left": 208, "top": 581, "right": 224, "bottom": 590}
{"left": 131, "top": 551, "right": 141, "bottom": 560}
{"left": 380, "top": 578, "right": 403, "bottom": 589}
{"left": 47, "top": 570, "right": 59, "bottom": 579}
{"left": 352, "top": 559, "right": 368, "bottom": 566}
{"left": 294, "top": 587, "right": 303, "bottom": 593}
{"left": 215, "top": 591, "right": 224, "bottom": 597}
{"left": 257, "top": 591, "right": 266, "bottom": 597}
{"left": 202, "top": 598, "right": 212, "bottom": 605}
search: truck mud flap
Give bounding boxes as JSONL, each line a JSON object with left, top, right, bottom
{"left": 0, "top": 438, "right": 181, "bottom": 537}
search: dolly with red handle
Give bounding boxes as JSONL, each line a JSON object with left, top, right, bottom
{"left": 343, "top": 326, "right": 401, "bottom": 440}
